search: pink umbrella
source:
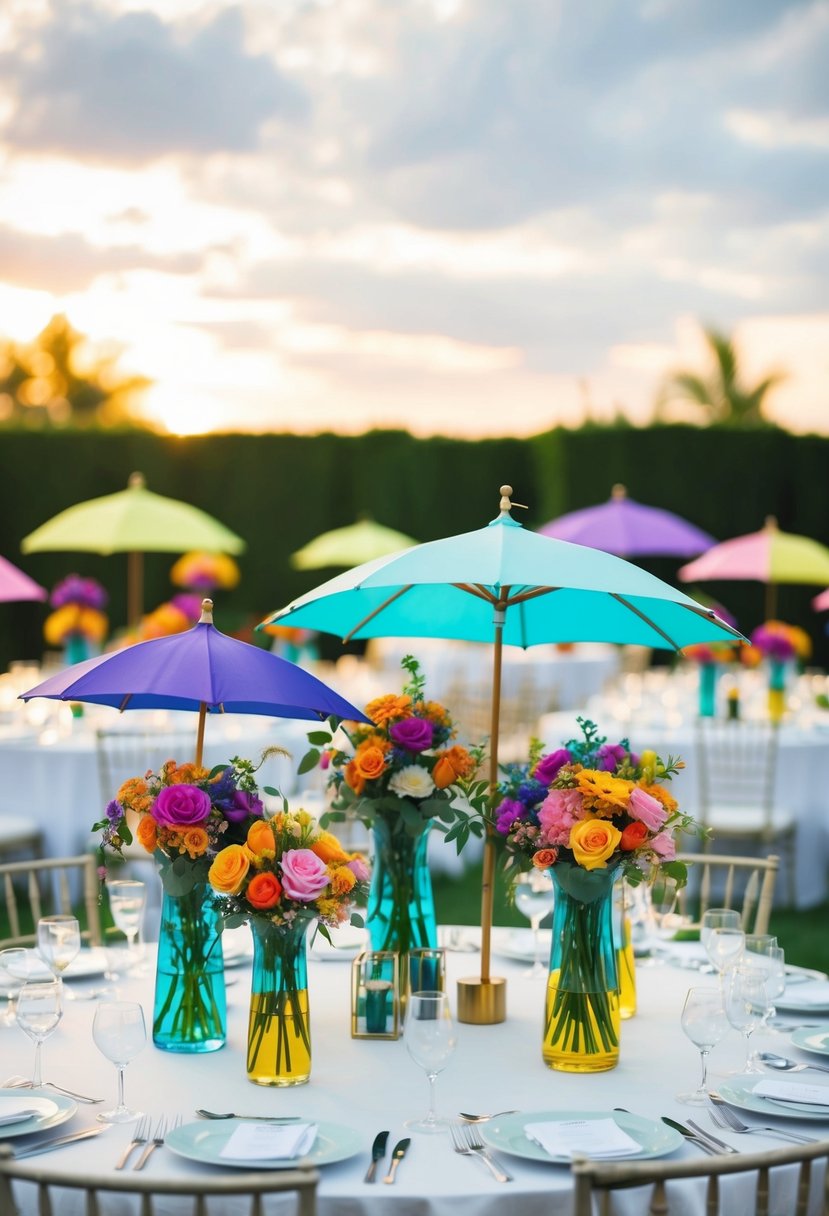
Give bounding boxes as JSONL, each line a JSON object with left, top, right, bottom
{"left": 813, "top": 588, "right": 829, "bottom": 612}
{"left": 0, "top": 554, "right": 46, "bottom": 603}
{"left": 539, "top": 484, "right": 715, "bottom": 558}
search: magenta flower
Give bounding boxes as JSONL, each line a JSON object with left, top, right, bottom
{"left": 627, "top": 786, "right": 668, "bottom": 832}
{"left": 153, "top": 784, "right": 212, "bottom": 827}
{"left": 533, "top": 749, "right": 572, "bottom": 787}
{"left": 224, "top": 789, "right": 264, "bottom": 823}
{"left": 596, "top": 743, "right": 627, "bottom": 772}
{"left": 389, "top": 716, "right": 434, "bottom": 752}
{"left": 280, "top": 848, "right": 331, "bottom": 901}
{"left": 495, "top": 797, "right": 525, "bottom": 835}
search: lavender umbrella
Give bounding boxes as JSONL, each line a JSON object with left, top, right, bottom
{"left": 0, "top": 554, "right": 46, "bottom": 603}
{"left": 539, "top": 484, "right": 715, "bottom": 558}
{"left": 20, "top": 599, "right": 368, "bottom": 765}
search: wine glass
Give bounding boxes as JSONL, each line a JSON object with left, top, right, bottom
{"left": 403, "top": 991, "right": 457, "bottom": 1133}
{"left": 0, "top": 947, "right": 33, "bottom": 1026}
{"left": 15, "top": 978, "right": 62, "bottom": 1087}
{"left": 37, "top": 914, "right": 81, "bottom": 978}
{"left": 92, "top": 1001, "right": 147, "bottom": 1123}
{"left": 699, "top": 908, "right": 742, "bottom": 956}
{"left": 647, "top": 874, "right": 690, "bottom": 962}
{"left": 704, "top": 927, "right": 745, "bottom": 982}
{"left": 744, "top": 941, "right": 786, "bottom": 1033}
{"left": 106, "top": 880, "right": 146, "bottom": 967}
{"left": 677, "top": 986, "right": 730, "bottom": 1104}
{"left": 725, "top": 966, "right": 769, "bottom": 1073}
{"left": 513, "top": 870, "right": 555, "bottom": 977}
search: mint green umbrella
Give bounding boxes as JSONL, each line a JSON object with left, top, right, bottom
{"left": 259, "top": 486, "right": 743, "bottom": 1024}
{"left": 290, "top": 517, "right": 418, "bottom": 570}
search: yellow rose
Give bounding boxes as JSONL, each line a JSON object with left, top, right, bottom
{"left": 208, "top": 844, "right": 250, "bottom": 894}
{"left": 246, "top": 819, "right": 276, "bottom": 858}
{"left": 569, "top": 818, "right": 622, "bottom": 871}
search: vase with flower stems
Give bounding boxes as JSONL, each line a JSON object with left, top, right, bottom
{"left": 247, "top": 915, "right": 314, "bottom": 1086}
{"left": 153, "top": 881, "right": 226, "bottom": 1053}
{"left": 367, "top": 809, "right": 437, "bottom": 986}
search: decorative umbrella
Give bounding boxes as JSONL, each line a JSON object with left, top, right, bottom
{"left": 290, "top": 517, "right": 418, "bottom": 570}
{"left": 20, "top": 599, "right": 369, "bottom": 767}
{"left": 0, "top": 554, "right": 46, "bottom": 603}
{"left": 678, "top": 517, "right": 829, "bottom": 618}
{"left": 21, "top": 472, "right": 245, "bottom": 626}
{"left": 813, "top": 588, "right": 829, "bottom": 613}
{"left": 259, "top": 485, "right": 743, "bottom": 1026}
{"left": 539, "top": 484, "right": 715, "bottom": 557}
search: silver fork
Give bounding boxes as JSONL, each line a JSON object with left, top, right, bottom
{"left": 115, "top": 1114, "right": 151, "bottom": 1170}
{"left": 458, "top": 1121, "right": 512, "bottom": 1181}
{"left": 133, "top": 1115, "right": 181, "bottom": 1170}
{"left": 450, "top": 1121, "right": 504, "bottom": 1182}
{"left": 708, "top": 1098, "right": 817, "bottom": 1145}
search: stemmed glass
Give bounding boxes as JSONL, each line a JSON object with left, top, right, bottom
{"left": 37, "top": 914, "right": 81, "bottom": 979}
{"left": 646, "top": 875, "right": 690, "bottom": 963}
{"left": 0, "top": 947, "right": 33, "bottom": 1026}
{"left": 92, "top": 1001, "right": 147, "bottom": 1124}
{"left": 704, "top": 927, "right": 745, "bottom": 983}
{"left": 700, "top": 908, "right": 742, "bottom": 953}
{"left": 677, "top": 986, "right": 730, "bottom": 1104}
{"left": 15, "top": 979, "right": 63, "bottom": 1087}
{"left": 106, "top": 880, "right": 146, "bottom": 969}
{"left": 403, "top": 991, "right": 457, "bottom": 1134}
{"left": 725, "top": 966, "right": 769, "bottom": 1073}
{"left": 513, "top": 870, "right": 555, "bottom": 977}
{"left": 744, "top": 939, "right": 786, "bottom": 1034}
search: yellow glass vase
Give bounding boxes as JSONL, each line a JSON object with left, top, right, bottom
{"left": 247, "top": 916, "right": 313, "bottom": 1086}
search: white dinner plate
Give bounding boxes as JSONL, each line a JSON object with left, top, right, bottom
{"left": 0, "top": 1089, "right": 76, "bottom": 1137}
{"left": 25, "top": 949, "right": 108, "bottom": 981}
{"left": 490, "top": 928, "right": 552, "bottom": 963}
{"left": 717, "top": 1076, "right": 829, "bottom": 1120}
{"left": 482, "top": 1110, "right": 683, "bottom": 1163}
{"left": 790, "top": 1025, "right": 829, "bottom": 1057}
{"left": 775, "top": 982, "right": 829, "bottom": 1013}
{"left": 308, "top": 924, "right": 368, "bottom": 962}
{"left": 166, "top": 1118, "right": 363, "bottom": 1169}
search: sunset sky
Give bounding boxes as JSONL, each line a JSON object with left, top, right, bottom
{"left": 0, "top": 0, "right": 827, "bottom": 437}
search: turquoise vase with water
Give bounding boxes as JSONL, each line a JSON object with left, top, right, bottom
{"left": 153, "top": 882, "right": 226, "bottom": 1053}
{"left": 368, "top": 811, "right": 437, "bottom": 996}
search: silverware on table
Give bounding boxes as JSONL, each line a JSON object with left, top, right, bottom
{"left": 133, "top": 1114, "right": 181, "bottom": 1170}
{"left": 115, "top": 1114, "right": 151, "bottom": 1170}
{"left": 454, "top": 1121, "right": 512, "bottom": 1182}
{"left": 685, "top": 1118, "right": 739, "bottom": 1155}
{"left": 383, "top": 1137, "right": 410, "bottom": 1184}
{"left": 708, "top": 1096, "right": 817, "bottom": 1144}
{"left": 12, "top": 1126, "right": 107, "bottom": 1159}
{"left": 363, "top": 1129, "right": 389, "bottom": 1183}
{"left": 458, "top": 1110, "right": 518, "bottom": 1122}
{"left": 3, "top": 1075, "right": 104, "bottom": 1104}
{"left": 660, "top": 1116, "right": 721, "bottom": 1155}
{"left": 196, "top": 1109, "right": 304, "bottom": 1122}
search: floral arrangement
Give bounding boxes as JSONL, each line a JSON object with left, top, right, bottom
{"left": 684, "top": 642, "right": 738, "bottom": 666}
{"left": 44, "top": 574, "right": 108, "bottom": 646}
{"left": 170, "top": 551, "right": 241, "bottom": 593}
{"left": 746, "top": 620, "right": 812, "bottom": 665}
{"left": 494, "top": 718, "right": 698, "bottom": 888}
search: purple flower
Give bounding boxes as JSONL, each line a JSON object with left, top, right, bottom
{"left": 224, "top": 789, "right": 264, "bottom": 824}
{"left": 153, "top": 784, "right": 212, "bottom": 827}
{"left": 517, "top": 779, "right": 547, "bottom": 807}
{"left": 533, "top": 748, "right": 572, "bottom": 787}
{"left": 105, "top": 800, "right": 122, "bottom": 825}
{"left": 495, "top": 797, "right": 525, "bottom": 835}
{"left": 389, "top": 716, "right": 434, "bottom": 752}
{"left": 596, "top": 743, "right": 627, "bottom": 772}
{"left": 50, "top": 574, "right": 108, "bottom": 610}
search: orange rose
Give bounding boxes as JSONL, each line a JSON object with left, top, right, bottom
{"left": 620, "top": 821, "right": 648, "bottom": 851}
{"left": 330, "top": 866, "right": 356, "bottom": 895}
{"left": 569, "top": 818, "right": 622, "bottom": 870}
{"left": 181, "top": 826, "right": 209, "bottom": 858}
{"left": 135, "top": 815, "right": 158, "bottom": 853}
{"left": 246, "top": 871, "right": 282, "bottom": 910}
{"left": 532, "top": 848, "right": 558, "bottom": 868}
{"left": 432, "top": 745, "right": 476, "bottom": 788}
{"left": 247, "top": 819, "right": 276, "bottom": 857}
{"left": 353, "top": 744, "right": 387, "bottom": 782}
{"left": 208, "top": 844, "right": 250, "bottom": 894}
{"left": 311, "top": 830, "right": 350, "bottom": 865}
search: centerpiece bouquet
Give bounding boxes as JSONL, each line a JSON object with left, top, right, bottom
{"left": 301, "top": 656, "right": 486, "bottom": 967}
{"left": 494, "top": 718, "right": 698, "bottom": 1073}
{"left": 746, "top": 620, "right": 812, "bottom": 721}
{"left": 44, "top": 574, "right": 108, "bottom": 664}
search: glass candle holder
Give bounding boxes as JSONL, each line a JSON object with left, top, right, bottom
{"left": 351, "top": 951, "right": 400, "bottom": 1040}
{"left": 408, "top": 947, "right": 446, "bottom": 996}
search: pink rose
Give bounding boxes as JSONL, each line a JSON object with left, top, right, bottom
{"left": 537, "top": 788, "right": 583, "bottom": 847}
{"left": 153, "top": 784, "right": 212, "bottom": 828}
{"left": 346, "top": 856, "right": 370, "bottom": 883}
{"left": 628, "top": 787, "right": 668, "bottom": 832}
{"left": 280, "top": 848, "right": 331, "bottom": 902}
{"left": 650, "top": 830, "right": 676, "bottom": 861}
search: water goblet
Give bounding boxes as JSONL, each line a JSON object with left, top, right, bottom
{"left": 403, "top": 991, "right": 457, "bottom": 1134}
{"left": 513, "top": 869, "right": 555, "bottom": 977}
{"left": 0, "top": 947, "right": 33, "bottom": 1026}
{"left": 744, "top": 942, "right": 785, "bottom": 1034}
{"left": 677, "top": 986, "right": 730, "bottom": 1105}
{"left": 725, "top": 966, "right": 769, "bottom": 1073}
{"left": 15, "top": 978, "right": 62, "bottom": 1087}
{"left": 699, "top": 908, "right": 742, "bottom": 957}
{"left": 704, "top": 926, "right": 745, "bottom": 982}
{"left": 646, "top": 874, "right": 690, "bottom": 963}
{"left": 37, "top": 914, "right": 81, "bottom": 978}
{"left": 106, "top": 880, "right": 146, "bottom": 968}
{"left": 92, "top": 1001, "right": 146, "bottom": 1123}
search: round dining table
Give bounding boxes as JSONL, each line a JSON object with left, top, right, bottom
{"left": 2, "top": 929, "right": 828, "bottom": 1215}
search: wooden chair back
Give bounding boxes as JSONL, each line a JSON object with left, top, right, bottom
{"left": 0, "top": 854, "right": 102, "bottom": 947}
{"left": 676, "top": 852, "right": 778, "bottom": 935}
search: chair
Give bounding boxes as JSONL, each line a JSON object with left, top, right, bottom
{"left": 96, "top": 728, "right": 197, "bottom": 807}
{"left": 571, "top": 1135, "right": 829, "bottom": 1216}
{"left": 675, "top": 852, "right": 779, "bottom": 935}
{"left": 0, "top": 854, "right": 102, "bottom": 948}
{"left": 0, "top": 1145, "right": 319, "bottom": 1216}
{"left": 695, "top": 718, "right": 796, "bottom": 905}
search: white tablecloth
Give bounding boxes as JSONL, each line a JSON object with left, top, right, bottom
{"left": 3, "top": 936, "right": 827, "bottom": 1215}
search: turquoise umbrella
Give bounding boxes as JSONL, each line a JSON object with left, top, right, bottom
{"left": 259, "top": 486, "right": 743, "bottom": 1024}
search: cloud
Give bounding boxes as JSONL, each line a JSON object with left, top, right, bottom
{"left": 1, "top": 2, "right": 307, "bottom": 162}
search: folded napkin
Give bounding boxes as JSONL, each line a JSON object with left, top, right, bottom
{"left": 525, "top": 1118, "right": 642, "bottom": 1160}
{"left": 781, "top": 982, "right": 829, "bottom": 1006}
{"left": 220, "top": 1122, "right": 317, "bottom": 1161}
{"left": 753, "top": 1080, "right": 829, "bottom": 1107}
{"left": 0, "top": 1098, "right": 45, "bottom": 1126}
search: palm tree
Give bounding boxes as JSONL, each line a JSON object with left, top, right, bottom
{"left": 657, "top": 327, "right": 784, "bottom": 427}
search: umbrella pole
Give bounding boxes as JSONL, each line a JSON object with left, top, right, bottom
{"left": 195, "top": 702, "right": 207, "bottom": 768}
{"left": 766, "top": 582, "right": 777, "bottom": 620}
{"left": 457, "top": 606, "right": 507, "bottom": 1025}
{"left": 127, "top": 551, "right": 143, "bottom": 628}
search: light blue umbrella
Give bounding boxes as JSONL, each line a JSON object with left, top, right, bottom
{"left": 259, "top": 486, "right": 743, "bottom": 1022}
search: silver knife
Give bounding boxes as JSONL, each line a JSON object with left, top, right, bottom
{"left": 660, "top": 1116, "right": 719, "bottom": 1156}
{"left": 383, "top": 1137, "right": 410, "bottom": 1184}
{"left": 13, "top": 1126, "right": 107, "bottom": 1160}
{"left": 363, "top": 1129, "right": 389, "bottom": 1183}
{"left": 686, "top": 1118, "right": 739, "bottom": 1155}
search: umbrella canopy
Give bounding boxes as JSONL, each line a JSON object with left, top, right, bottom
{"left": 0, "top": 554, "right": 46, "bottom": 603}
{"left": 21, "top": 472, "right": 245, "bottom": 625}
{"left": 679, "top": 517, "right": 829, "bottom": 618}
{"left": 813, "top": 588, "right": 829, "bottom": 612}
{"left": 291, "top": 517, "right": 418, "bottom": 570}
{"left": 539, "top": 484, "right": 715, "bottom": 558}
{"left": 21, "top": 600, "right": 369, "bottom": 766}
{"left": 259, "top": 485, "right": 742, "bottom": 1025}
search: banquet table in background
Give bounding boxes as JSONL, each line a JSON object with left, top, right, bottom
{"left": 2, "top": 933, "right": 827, "bottom": 1216}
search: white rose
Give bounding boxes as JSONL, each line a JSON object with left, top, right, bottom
{"left": 389, "top": 765, "right": 435, "bottom": 799}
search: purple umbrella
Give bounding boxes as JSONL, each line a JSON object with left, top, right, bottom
{"left": 0, "top": 554, "right": 46, "bottom": 603}
{"left": 20, "top": 599, "right": 368, "bottom": 765}
{"left": 539, "top": 484, "right": 715, "bottom": 558}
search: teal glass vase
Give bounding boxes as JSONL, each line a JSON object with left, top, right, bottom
{"left": 367, "top": 812, "right": 437, "bottom": 992}
{"left": 698, "top": 663, "right": 717, "bottom": 717}
{"left": 247, "top": 916, "right": 313, "bottom": 1086}
{"left": 152, "top": 882, "right": 226, "bottom": 1053}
